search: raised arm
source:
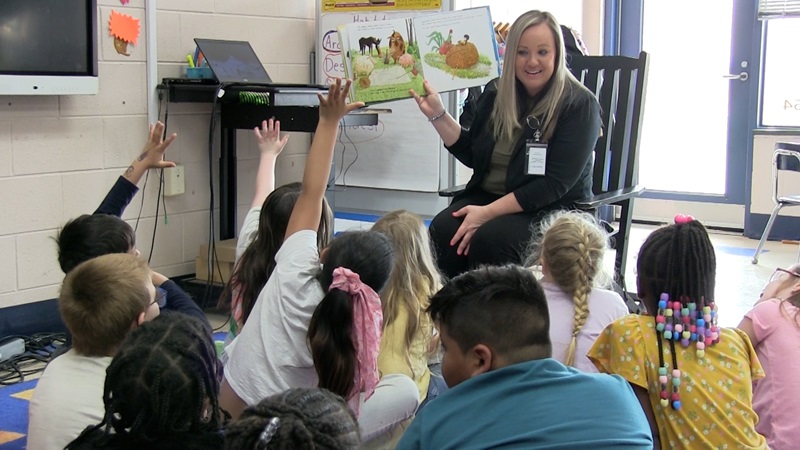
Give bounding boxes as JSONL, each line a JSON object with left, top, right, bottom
{"left": 251, "top": 118, "right": 289, "bottom": 208}
{"left": 409, "top": 80, "right": 462, "bottom": 147}
{"left": 95, "top": 122, "right": 177, "bottom": 216}
{"left": 123, "top": 121, "right": 177, "bottom": 185}
{"left": 285, "top": 79, "right": 364, "bottom": 238}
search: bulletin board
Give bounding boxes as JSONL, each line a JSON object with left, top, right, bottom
{"left": 317, "top": 1, "right": 452, "bottom": 192}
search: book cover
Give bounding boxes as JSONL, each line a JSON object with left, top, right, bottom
{"left": 340, "top": 7, "right": 499, "bottom": 105}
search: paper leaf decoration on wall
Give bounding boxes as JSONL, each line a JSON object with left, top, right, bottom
{"left": 120, "top": 0, "right": 130, "bottom": 4}
{"left": 109, "top": 10, "right": 140, "bottom": 45}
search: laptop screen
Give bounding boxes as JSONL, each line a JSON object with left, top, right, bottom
{"left": 193, "top": 39, "right": 272, "bottom": 84}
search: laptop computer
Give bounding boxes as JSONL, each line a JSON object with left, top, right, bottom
{"left": 193, "top": 38, "right": 271, "bottom": 84}
{"left": 193, "top": 38, "right": 327, "bottom": 90}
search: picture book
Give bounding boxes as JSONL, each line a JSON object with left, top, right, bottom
{"left": 338, "top": 6, "right": 500, "bottom": 105}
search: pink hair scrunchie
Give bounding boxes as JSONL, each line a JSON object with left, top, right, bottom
{"left": 329, "top": 267, "right": 383, "bottom": 416}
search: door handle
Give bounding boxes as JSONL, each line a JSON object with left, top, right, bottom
{"left": 722, "top": 72, "right": 748, "bottom": 81}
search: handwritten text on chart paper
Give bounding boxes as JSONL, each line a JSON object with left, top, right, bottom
{"left": 320, "top": 13, "right": 390, "bottom": 84}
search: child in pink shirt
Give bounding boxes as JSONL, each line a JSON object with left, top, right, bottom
{"left": 739, "top": 264, "right": 800, "bottom": 450}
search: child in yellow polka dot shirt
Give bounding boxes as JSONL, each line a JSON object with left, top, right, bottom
{"left": 588, "top": 218, "right": 767, "bottom": 450}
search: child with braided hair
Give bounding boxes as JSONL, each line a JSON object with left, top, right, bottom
{"left": 65, "top": 313, "right": 226, "bottom": 450}
{"left": 588, "top": 217, "right": 767, "bottom": 450}
{"left": 224, "top": 388, "right": 360, "bottom": 449}
{"left": 529, "top": 210, "right": 628, "bottom": 372}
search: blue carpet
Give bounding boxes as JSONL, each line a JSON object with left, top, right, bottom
{"left": 0, "top": 379, "right": 36, "bottom": 449}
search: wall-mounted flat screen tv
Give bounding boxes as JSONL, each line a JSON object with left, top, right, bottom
{"left": 0, "top": 0, "right": 98, "bottom": 95}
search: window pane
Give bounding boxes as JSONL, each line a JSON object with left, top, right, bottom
{"left": 761, "top": 17, "right": 800, "bottom": 127}
{"left": 639, "top": 0, "right": 732, "bottom": 194}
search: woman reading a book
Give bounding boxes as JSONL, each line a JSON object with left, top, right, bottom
{"left": 409, "top": 10, "right": 601, "bottom": 279}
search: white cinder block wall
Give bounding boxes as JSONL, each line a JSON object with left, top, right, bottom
{"left": 0, "top": 0, "right": 315, "bottom": 309}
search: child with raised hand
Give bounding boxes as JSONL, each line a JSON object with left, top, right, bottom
{"left": 588, "top": 217, "right": 767, "bottom": 450}
{"left": 738, "top": 264, "right": 800, "bottom": 449}
{"left": 371, "top": 210, "right": 443, "bottom": 401}
{"left": 57, "top": 122, "right": 207, "bottom": 330}
{"left": 220, "top": 79, "right": 417, "bottom": 445}
{"left": 224, "top": 388, "right": 360, "bottom": 450}
{"left": 65, "top": 314, "right": 226, "bottom": 450}
{"left": 219, "top": 118, "right": 333, "bottom": 339}
{"left": 529, "top": 210, "right": 628, "bottom": 372}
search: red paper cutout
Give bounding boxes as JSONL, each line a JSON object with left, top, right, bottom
{"left": 109, "top": 10, "right": 140, "bottom": 45}
{"left": 120, "top": 0, "right": 130, "bottom": 4}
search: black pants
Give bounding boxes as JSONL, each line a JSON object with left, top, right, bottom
{"left": 429, "top": 190, "right": 551, "bottom": 279}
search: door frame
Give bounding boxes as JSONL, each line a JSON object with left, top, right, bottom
{"left": 605, "top": 0, "right": 763, "bottom": 206}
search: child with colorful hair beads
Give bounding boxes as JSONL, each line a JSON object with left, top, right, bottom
{"left": 371, "top": 210, "right": 444, "bottom": 402}
{"left": 220, "top": 80, "right": 418, "bottom": 444}
{"left": 588, "top": 216, "right": 767, "bottom": 449}
{"left": 529, "top": 210, "right": 628, "bottom": 372}
{"left": 738, "top": 264, "right": 800, "bottom": 449}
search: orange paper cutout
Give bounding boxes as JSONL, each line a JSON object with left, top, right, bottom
{"left": 109, "top": 10, "right": 140, "bottom": 45}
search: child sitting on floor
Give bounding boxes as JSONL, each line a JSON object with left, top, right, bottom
{"left": 588, "top": 217, "right": 767, "bottom": 449}
{"left": 738, "top": 263, "right": 800, "bottom": 449}
{"left": 528, "top": 210, "right": 628, "bottom": 371}
{"left": 224, "top": 388, "right": 360, "bottom": 450}
{"left": 396, "top": 265, "right": 653, "bottom": 449}
{"left": 66, "top": 314, "right": 226, "bottom": 450}
{"left": 28, "top": 254, "right": 162, "bottom": 450}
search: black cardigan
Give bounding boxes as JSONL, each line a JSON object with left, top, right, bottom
{"left": 447, "top": 79, "right": 601, "bottom": 213}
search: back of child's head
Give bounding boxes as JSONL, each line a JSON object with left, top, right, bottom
{"left": 57, "top": 214, "right": 136, "bottom": 273}
{"left": 637, "top": 218, "right": 716, "bottom": 310}
{"left": 371, "top": 211, "right": 442, "bottom": 353}
{"left": 220, "top": 182, "right": 334, "bottom": 324}
{"left": 529, "top": 210, "right": 611, "bottom": 366}
{"left": 308, "top": 230, "right": 393, "bottom": 404}
{"left": 69, "top": 314, "right": 223, "bottom": 449}
{"left": 428, "top": 265, "right": 551, "bottom": 364}
{"left": 636, "top": 217, "right": 719, "bottom": 410}
{"left": 224, "top": 388, "right": 360, "bottom": 450}
{"left": 59, "top": 253, "right": 151, "bottom": 357}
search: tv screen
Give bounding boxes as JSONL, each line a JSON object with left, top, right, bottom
{"left": 0, "top": 0, "right": 98, "bottom": 95}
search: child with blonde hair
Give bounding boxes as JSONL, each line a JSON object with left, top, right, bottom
{"left": 529, "top": 210, "right": 627, "bottom": 371}
{"left": 371, "top": 210, "right": 444, "bottom": 402}
{"left": 738, "top": 264, "right": 800, "bottom": 448}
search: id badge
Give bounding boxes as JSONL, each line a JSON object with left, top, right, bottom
{"left": 525, "top": 140, "right": 547, "bottom": 176}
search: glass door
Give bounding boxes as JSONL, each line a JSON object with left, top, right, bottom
{"left": 637, "top": 0, "right": 757, "bottom": 204}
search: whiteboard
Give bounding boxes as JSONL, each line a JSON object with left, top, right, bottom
{"left": 317, "top": 3, "right": 452, "bottom": 192}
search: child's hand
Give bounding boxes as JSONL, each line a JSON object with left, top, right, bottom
{"left": 317, "top": 78, "right": 364, "bottom": 125}
{"left": 138, "top": 122, "right": 177, "bottom": 170}
{"left": 254, "top": 118, "right": 289, "bottom": 158}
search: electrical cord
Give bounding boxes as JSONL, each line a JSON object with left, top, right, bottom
{"left": 0, "top": 333, "right": 66, "bottom": 385}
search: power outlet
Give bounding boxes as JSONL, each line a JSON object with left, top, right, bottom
{"left": 164, "top": 165, "right": 185, "bottom": 196}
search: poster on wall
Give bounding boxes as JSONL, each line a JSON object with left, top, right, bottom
{"left": 322, "top": 0, "right": 441, "bottom": 13}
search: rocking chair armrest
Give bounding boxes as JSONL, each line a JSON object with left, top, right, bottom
{"left": 439, "top": 184, "right": 467, "bottom": 197}
{"left": 575, "top": 185, "right": 645, "bottom": 210}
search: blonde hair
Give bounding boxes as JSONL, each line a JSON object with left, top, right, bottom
{"left": 59, "top": 253, "right": 152, "bottom": 357}
{"left": 492, "top": 10, "right": 587, "bottom": 143}
{"left": 532, "top": 211, "right": 611, "bottom": 366}
{"left": 371, "top": 211, "right": 443, "bottom": 376}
